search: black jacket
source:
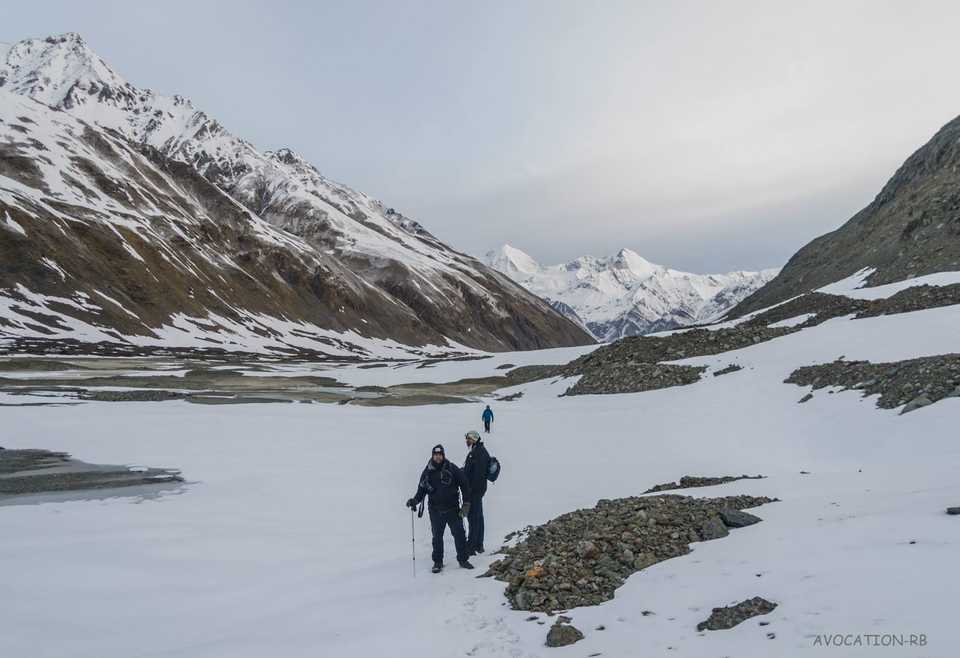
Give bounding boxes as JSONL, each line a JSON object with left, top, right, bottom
{"left": 412, "top": 458, "right": 470, "bottom": 512}
{"left": 463, "top": 441, "right": 490, "bottom": 498}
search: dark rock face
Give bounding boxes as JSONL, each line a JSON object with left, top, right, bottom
{"left": 785, "top": 353, "right": 960, "bottom": 413}
{"left": 484, "top": 494, "right": 774, "bottom": 612}
{"left": 732, "top": 113, "right": 960, "bottom": 317}
{"left": 545, "top": 622, "right": 584, "bottom": 647}
{"left": 697, "top": 597, "right": 777, "bottom": 631}
{"left": 946, "top": 507, "right": 960, "bottom": 515}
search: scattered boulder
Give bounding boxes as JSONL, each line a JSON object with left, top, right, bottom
{"left": 946, "top": 507, "right": 960, "bottom": 515}
{"left": 697, "top": 515, "right": 729, "bottom": 540}
{"left": 545, "top": 621, "right": 584, "bottom": 647}
{"left": 697, "top": 597, "right": 777, "bottom": 631}
{"left": 719, "top": 508, "right": 763, "bottom": 528}
{"left": 577, "top": 540, "right": 599, "bottom": 559}
{"left": 902, "top": 395, "right": 933, "bottom": 414}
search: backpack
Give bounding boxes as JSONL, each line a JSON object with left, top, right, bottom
{"left": 486, "top": 456, "right": 501, "bottom": 483}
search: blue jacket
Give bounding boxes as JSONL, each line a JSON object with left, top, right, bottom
{"left": 482, "top": 408, "right": 494, "bottom": 423}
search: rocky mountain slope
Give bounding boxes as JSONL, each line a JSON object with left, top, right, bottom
{"left": 0, "top": 33, "right": 592, "bottom": 356}
{"left": 484, "top": 244, "right": 777, "bottom": 340}
{"left": 732, "top": 112, "right": 960, "bottom": 316}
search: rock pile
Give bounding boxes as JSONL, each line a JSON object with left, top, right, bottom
{"left": 643, "top": 474, "right": 765, "bottom": 493}
{"left": 564, "top": 362, "right": 705, "bottom": 396}
{"left": 484, "top": 493, "right": 775, "bottom": 612}
{"left": 507, "top": 326, "right": 791, "bottom": 395}
{"left": 785, "top": 353, "right": 960, "bottom": 413}
{"left": 564, "top": 326, "right": 792, "bottom": 372}
{"left": 696, "top": 596, "right": 777, "bottom": 631}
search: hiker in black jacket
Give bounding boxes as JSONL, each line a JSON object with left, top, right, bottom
{"left": 406, "top": 444, "right": 473, "bottom": 572}
{"left": 462, "top": 430, "right": 490, "bottom": 555}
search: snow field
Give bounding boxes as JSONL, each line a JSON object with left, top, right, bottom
{"left": 1, "top": 305, "right": 958, "bottom": 657}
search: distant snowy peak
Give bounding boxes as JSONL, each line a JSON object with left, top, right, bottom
{"left": 486, "top": 244, "right": 541, "bottom": 275}
{"left": 484, "top": 245, "right": 779, "bottom": 341}
{"left": 571, "top": 248, "right": 659, "bottom": 280}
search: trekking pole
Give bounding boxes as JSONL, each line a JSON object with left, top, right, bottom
{"left": 411, "top": 507, "right": 416, "bottom": 578}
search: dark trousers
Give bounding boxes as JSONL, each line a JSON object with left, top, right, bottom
{"left": 483, "top": 420, "right": 491, "bottom": 432}
{"left": 467, "top": 493, "right": 485, "bottom": 551}
{"left": 429, "top": 507, "right": 468, "bottom": 565}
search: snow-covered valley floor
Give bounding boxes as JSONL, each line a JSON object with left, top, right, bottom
{"left": 3, "top": 305, "right": 959, "bottom": 657}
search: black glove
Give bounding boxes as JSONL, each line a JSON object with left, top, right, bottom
{"left": 460, "top": 501, "right": 472, "bottom": 518}
{"left": 406, "top": 498, "right": 417, "bottom": 510}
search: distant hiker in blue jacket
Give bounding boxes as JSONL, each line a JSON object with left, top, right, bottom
{"left": 481, "top": 405, "right": 494, "bottom": 433}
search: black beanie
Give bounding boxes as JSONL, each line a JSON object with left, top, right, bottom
{"left": 432, "top": 444, "right": 445, "bottom": 455}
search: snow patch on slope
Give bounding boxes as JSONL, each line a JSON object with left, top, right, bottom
{"left": 0, "top": 285, "right": 469, "bottom": 359}
{"left": 817, "top": 268, "right": 960, "bottom": 300}
{"left": 2, "top": 210, "right": 26, "bottom": 235}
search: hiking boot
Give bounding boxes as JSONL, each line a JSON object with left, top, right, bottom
{"left": 458, "top": 560, "right": 475, "bottom": 570}
{"left": 475, "top": 547, "right": 485, "bottom": 554}
{"left": 431, "top": 562, "right": 443, "bottom": 573}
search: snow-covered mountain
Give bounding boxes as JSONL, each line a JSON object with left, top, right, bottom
{"left": 485, "top": 245, "right": 778, "bottom": 341}
{"left": 0, "top": 33, "right": 592, "bottom": 355}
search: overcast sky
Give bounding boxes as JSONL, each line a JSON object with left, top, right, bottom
{"left": 6, "top": 1, "right": 960, "bottom": 272}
